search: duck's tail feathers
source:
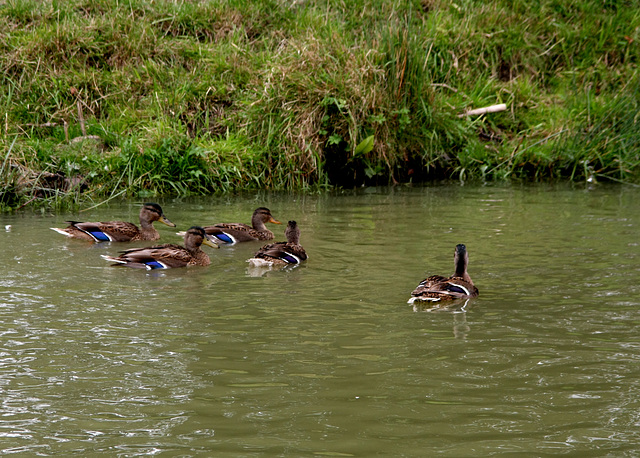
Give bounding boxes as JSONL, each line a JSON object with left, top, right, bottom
{"left": 50, "top": 227, "right": 72, "bottom": 237}
{"left": 407, "top": 296, "right": 441, "bottom": 304}
{"left": 101, "top": 254, "right": 126, "bottom": 264}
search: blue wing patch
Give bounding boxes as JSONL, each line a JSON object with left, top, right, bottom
{"left": 89, "top": 231, "right": 111, "bottom": 242}
{"left": 145, "top": 260, "right": 166, "bottom": 269}
{"left": 280, "top": 253, "right": 299, "bottom": 264}
{"left": 214, "top": 233, "right": 234, "bottom": 244}
{"left": 447, "top": 284, "right": 470, "bottom": 295}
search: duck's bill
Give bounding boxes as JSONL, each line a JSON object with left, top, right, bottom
{"left": 160, "top": 216, "right": 177, "bottom": 227}
{"left": 269, "top": 217, "right": 282, "bottom": 224}
{"left": 203, "top": 236, "right": 220, "bottom": 248}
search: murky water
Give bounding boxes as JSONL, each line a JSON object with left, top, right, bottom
{"left": 1, "top": 183, "right": 639, "bottom": 456}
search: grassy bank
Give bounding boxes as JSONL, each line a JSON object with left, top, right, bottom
{"left": 1, "top": 0, "right": 639, "bottom": 210}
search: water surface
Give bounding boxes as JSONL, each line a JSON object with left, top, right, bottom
{"left": 1, "top": 183, "right": 639, "bottom": 456}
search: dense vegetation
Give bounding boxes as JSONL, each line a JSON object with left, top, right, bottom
{"left": 1, "top": 0, "right": 639, "bottom": 209}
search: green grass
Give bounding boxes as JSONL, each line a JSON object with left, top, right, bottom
{"left": 1, "top": 0, "right": 639, "bottom": 210}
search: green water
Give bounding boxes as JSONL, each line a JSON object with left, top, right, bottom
{"left": 1, "top": 183, "right": 639, "bottom": 456}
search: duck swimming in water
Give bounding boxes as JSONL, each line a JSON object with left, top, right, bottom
{"left": 101, "top": 226, "right": 218, "bottom": 269}
{"left": 247, "top": 220, "right": 307, "bottom": 268}
{"left": 51, "top": 203, "right": 175, "bottom": 242}
{"left": 195, "top": 207, "right": 282, "bottom": 244}
{"left": 408, "top": 244, "right": 479, "bottom": 303}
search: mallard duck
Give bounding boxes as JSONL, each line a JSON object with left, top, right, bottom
{"left": 51, "top": 202, "right": 175, "bottom": 242}
{"left": 247, "top": 220, "right": 308, "bottom": 267}
{"left": 101, "top": 226, "right": 219, "bottom": 269}
{"left": 408, "top": 244, "right": 479, "bottom": 303}
{"left": 198, "top": 207, "right": 281, "bottom": 244}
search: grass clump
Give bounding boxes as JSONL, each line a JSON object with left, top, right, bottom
{"left": 1, "top": 0, "right": 639, "bottom": 210}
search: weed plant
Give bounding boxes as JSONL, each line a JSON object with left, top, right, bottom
{"left": 1, "top": 0, "right": 638, "bottom": 209}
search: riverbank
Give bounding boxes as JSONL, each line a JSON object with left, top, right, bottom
{"left": 1, "top": 0, "right": 639, "bottom": 210}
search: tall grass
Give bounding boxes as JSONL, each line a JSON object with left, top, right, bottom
{"left": 1, "top": 0, "right": 639, "bottom": 210}
{"left": 560, "top": 77, "right": 640, "bottom": 182}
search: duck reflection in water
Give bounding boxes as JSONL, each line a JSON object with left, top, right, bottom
{"left": 412, "top": 299, "right": 472, "bottom": 339}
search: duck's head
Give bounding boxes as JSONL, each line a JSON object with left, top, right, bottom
{"left": 253, "top": 207, "right": 281, "bottom": 225}
{"left": 142, "top": 202, "right": 176, "bottom": 227}
{"left": 184, "top": 226, "right": 219, "bottom": 249}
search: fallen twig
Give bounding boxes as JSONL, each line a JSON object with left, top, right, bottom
{"left": 69, "top": 135, "right": 102, "bottom": 144}
{"left": 77, "top": 100, "right": 86, "bottom": 136}
{"left": 430, "top": 83, "right": 458, "bottom": 93}
{"left": 16, "top": 196, "right": 38, "bottom": 210}
{"left": 459, "top": 103, "right": 507, "bottom": 117}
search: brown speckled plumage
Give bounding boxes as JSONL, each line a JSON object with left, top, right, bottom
{"left": 202, "top": 207, "right": 281, "bottom": 244}
{"left": 247, "top": 220, "right": 307, "bottom": 268}
{"left": 101, "top": 226, "right": 218, "bottom": 269}
{"left": 51, "top": 203, "right": 175, "bottom": 242}
{"left": 409, "top": 244, "right": 479, "bottom": 303}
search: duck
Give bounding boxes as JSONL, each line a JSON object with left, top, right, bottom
{"left": 408, "top": 244, "right": 479, "bottom": 303}
{"left": 197, "top": 207, "right": 281, "bottom": 244}
{"left": 51, "top": 202, "right": 175, "bottom": 242}
{"left": 247, "top": 220, "right": 308, "bottom": 268}
{"left": 101, "top": 226, "right": 219, "bottom": 269}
